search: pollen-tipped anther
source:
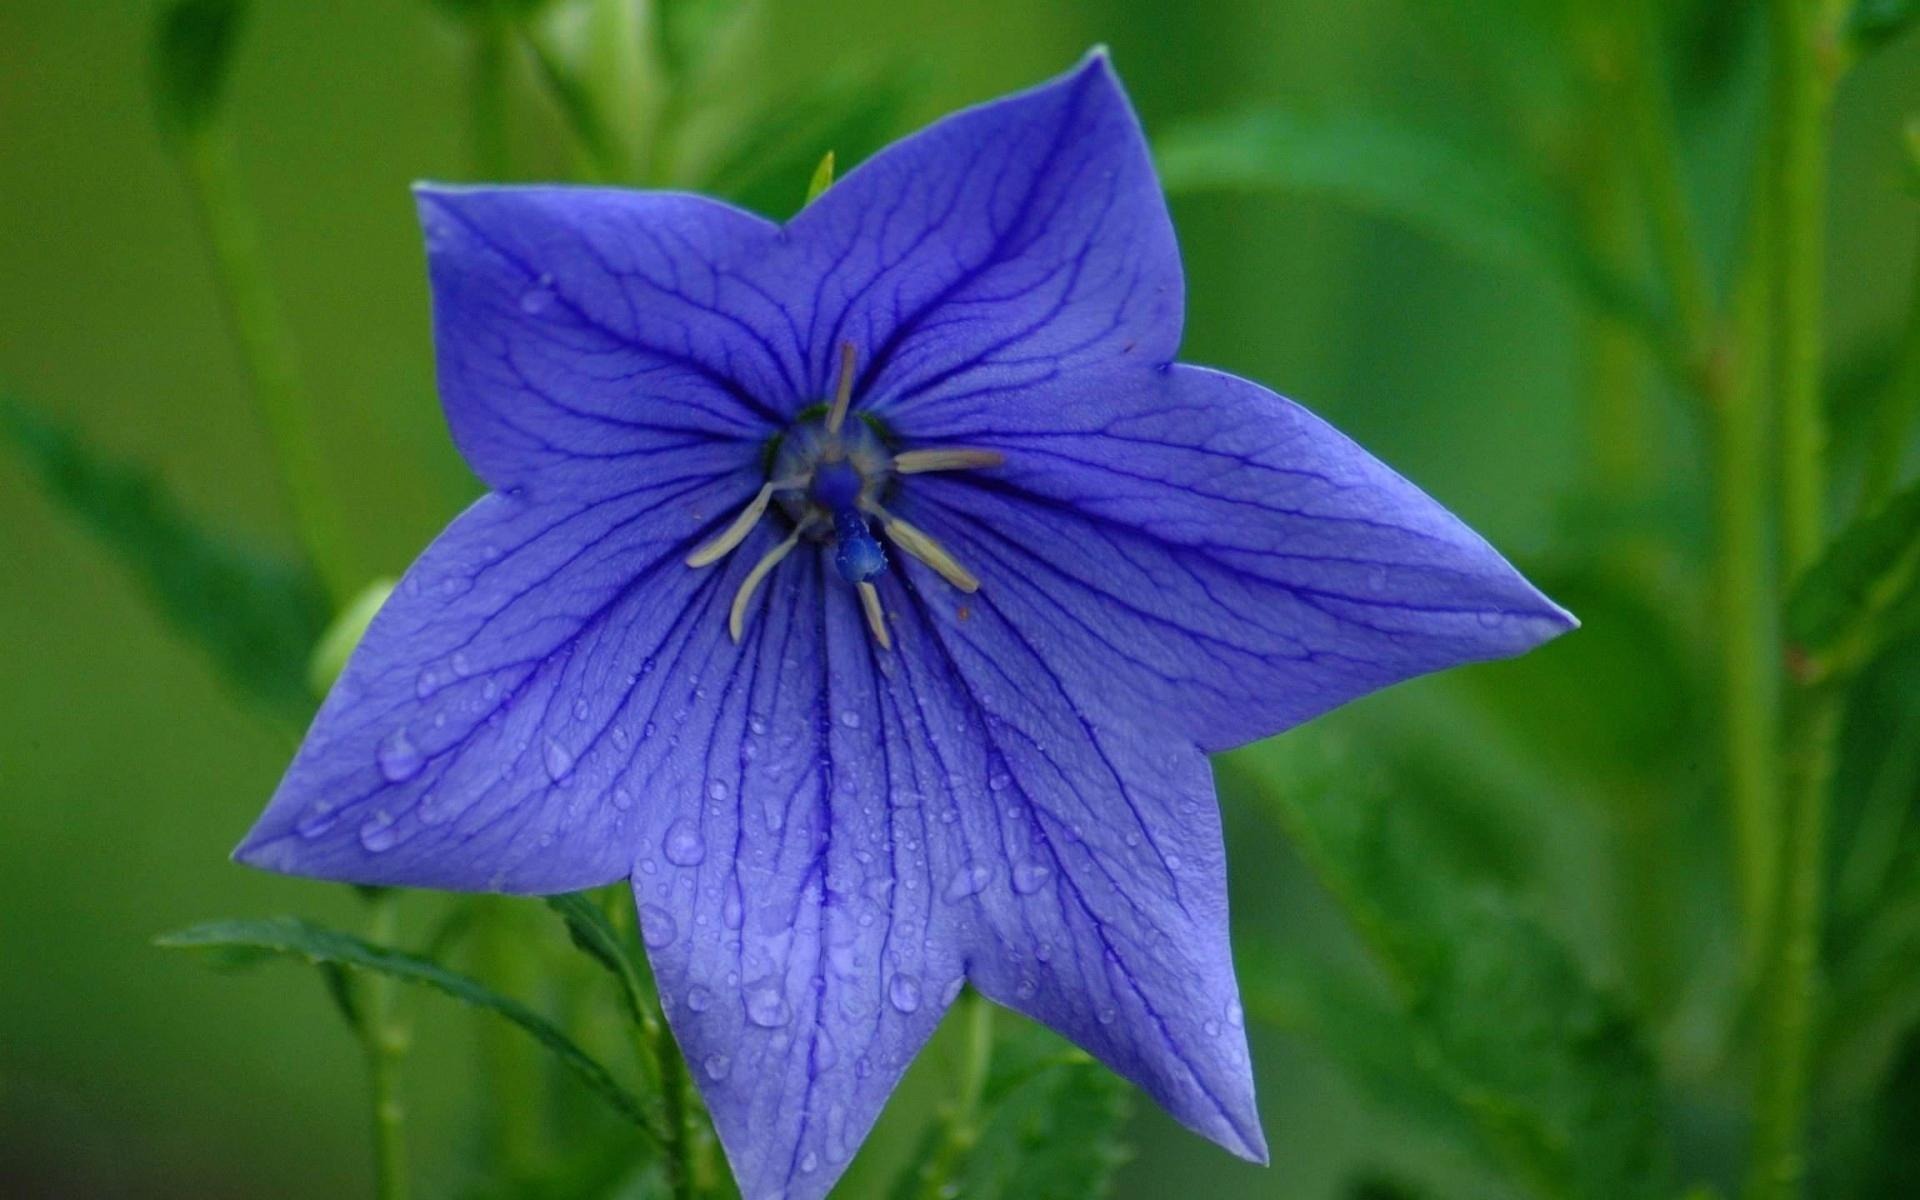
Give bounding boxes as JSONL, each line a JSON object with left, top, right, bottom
{"left": 729, "top": 526, "right": 805, "bottom": 642}
{"left": 825, "top": 341, "right": 857, "bottom": 435}
{"left": 875, "top": 510, "right": 980, "bottom": 593}
{"left": 892, "top": 448, "right": 1006, "bottom": 474}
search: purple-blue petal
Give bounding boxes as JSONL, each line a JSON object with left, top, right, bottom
{"left": 887, "top": 363, "right": 1575, "bottom": 752}
{"left": 416, "top": 185, "right": 795, "bottom": 496}
{"left": 776, "top": 50, "right": 1180, "bottom": 417}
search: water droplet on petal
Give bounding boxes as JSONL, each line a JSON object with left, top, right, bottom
{"left": 703, "top": 1052, "right": 730, "bottom": 1081}
{"left": 542, "top": 737, "right": 575, "bottom": 783}
{"left": 663, "top": 818, "right": 706, "bottom": 866}
{"left": 358, "top": 810, "right": 399, "bottom": 852}
{"left": 612, "top": 786, "right": 634, "bottom": 811}
{"left": 1227, "top": 1001, "right": 1244, "bottom": 1028}
{"left": 745, "top": 981, "right": 791, "bottom": 1028}
{"left": 639, "top": 903, "right": 676, "bottom": 948}
{"left": 1203, "top": 1019, "right": 1222, "bottom": 1037}
{"left": 706, "top": 779, "right": 730, "bottom": 801}
{"left": 376, "top": 728, "right": 423, "bottom": 782}
{"left": 837, "top": 709, "right": 861, "bottom": 729}
{"left": 296, "top": 803, "right": 339, "bottom": 839}
{"left": 1011, "top": 861, "right": 1052, "bottom": 895}
{"left": 944, "top": 863, "right": 992, "bottom": 901}
{"left": 519, "top": 273, "right": 556, "bottom": 314}
{"left": 988, "top": 772, "right": 1011, "bottom": 792}
{"left": 723, "top": 880, "right": 745, "bottom": 929}
{"left": 887, "top": 973, "right": 922, "bottom": 1014}
{"left": 800, "top": 1152, "right": 818, "bottom": 1174}
{"left": 687, "top": 985, "right": 712, "bottom": 1012}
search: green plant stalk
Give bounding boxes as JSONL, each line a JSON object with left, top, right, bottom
{"left": 467, "top": 14, "right": 511, "bottom": 180}
{"left": 917, "top": 988, "right": 993, "bottom": 1199}
{"left": 474, "top": 898, "right": 548, "bottom": 1176}
{"left": 1859, "top": 234, "right": 1920, "bottom": 511}
{"left": 1747, "top": 0, "right": 1838, "bottom": 1194}
{"left": 361, "top": 891, "right": 411, "bottom": 1200}
{"left": 178, "top": 128, "right": 357, "bottom": 607}
{"left": 1621, "top": 0, "right": 1715, "bottom": 367}
{"left": 598, "top": 890, "right": 700, "bottom": 1200}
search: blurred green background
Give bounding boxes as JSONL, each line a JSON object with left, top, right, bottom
{"left": 2, "top": 1, "right": 1916, "bottom": 1198}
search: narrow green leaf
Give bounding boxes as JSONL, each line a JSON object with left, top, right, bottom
{"left": 1154, "top": 108, "right": 1656, "bottom": 335}
{"left": 805, "top": 150, "right": 837, "bottom": 206}
{"left": 1226, "top": 733, "right": 1671, "bottom": 1200}
{"left": 0, "top": 393, "right": 329, "bottom": 718}
{"left": 1786, "top": 477, "right": 1920, "bottom": 652}
{"left": 151, "top": 0, "right": 248, "bottom": 142}
{"left": 545, "top": 892, "right": 655, "bottom": 1030}
{"left": 888, "top": 1020, "right": 1130, "bottom": 1200}
{"left": 157, "top": 916, "right": 664, "bottom": 1141}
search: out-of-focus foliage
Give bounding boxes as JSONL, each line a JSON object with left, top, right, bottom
{"left": 149, "top": 0, "right": 248, "bottom": 141}
{"left": 1228, "top": 734, "right": 1671, "bottom": 1200}
{"left": 0, "top": 392, "right": 329, "bottom": 719}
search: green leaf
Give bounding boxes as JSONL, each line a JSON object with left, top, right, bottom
{"left": 700, "top": 68, "right": 908, "bottom": 220}
{"left": 545, "top": 892, "right": 656, "bottom": 1030}
{"left": 151, "top": 0, "right": 248, "bottom": 142}
{"left": 1226, "top": 733, "right": 1672, "bottom": 1200}
{"left": 1154, "top": 108, "right": 1656, "bottom": 335}
{"left": 1786, "top": 477, "right": 1920, "bottom": 654}
{"left": 157, "top": 916, "right": 664, "bottom": 1141}
{"left": 804, "top": 150, "right": 836, "bottom": 206}
{"left": 0, "top": 393, "right": 329, "bottom": 718}
{"left": 888, "top": 1019, "right": 1130, "bottom": 1200}
{"left": 1848, "top": 0, "right": 1917, "bottom": 53}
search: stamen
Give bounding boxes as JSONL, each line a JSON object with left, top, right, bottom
{"left": 857, "top": 582, "right": 891, "bottom": 650}
{"left": 825, "top": 341, "right": 857, "bottom": 434}
{"left": 686, "top": 476, "right": 806, "bottom": 568}
{"left": 876, "top": 511, "right": 980, "bottom": 593}
{"left": 728, "top": 527, "right": 803, "bottom": 642}
{"left": 892, "top": 448, "right": 1006, "bottom": 475}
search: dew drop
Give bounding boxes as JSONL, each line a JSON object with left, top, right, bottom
{"left": 703, "top": 1052, "right": 730, "bottom": 1081}
{"left": 1011, "top": 861, "right": 1052, "bottom": 895}
{"left": 706, "top": 780, "right": 730, "bottom": 801}
{"left": 837, "top": 709, "right": 861, "bottom": 729}
{"left": 800, "top": 1152, "right": 818, "bottom": 1174}
{"left": 376, "top": 728, "right": 423, "bottom": 782}
{"left": 1203, "top": 1019, "right": 1222, "bottom": 1037}
{"left": 295, "top": 803, "right": 339, "bottom": 839}
{"left": 663, "top": 818, "right": 706, "bottom": 867}
{"left": 639, "top": 903, "right": 677, "bottom": 948}
{"left": 988, "top": 771, "right": 1011, "bottom": 792}
{"left": 687, "top": 985, "right": 712, "bottom": 1013}
{"left": 1227, "top": 1001, "right": 1244, "bottom": 1028}
{"left": 722, "top": 880, "right": 745, "bottom": 929}
{"left": 944, "top": 863, "right": 992, "bottom": 901}
{"left": 887, "top": 973, "right": 922, "bottom": 1014}
{"left": 358, "top": 810, "right": 399, "bottom": 852}
{"left": 745, "top": 981, "right": 792, "bottom": 1028}
{"left": 542, "top": 737, "right": 575, "bottom": 783}
{"left": 572, "top": 697, "right": 590, "bottom": 721}
{"left": 519, "top": 273, "right": 556, "bottom": 314}
{"left": 612, "top": 786, "right": 634, "bottom": 811}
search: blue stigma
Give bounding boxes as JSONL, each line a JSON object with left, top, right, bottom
{"left": 831, "top": 508, "right": 888, "bottom": 583}
{"left": 810, "top": 460, "right": 864, "bottom": 511}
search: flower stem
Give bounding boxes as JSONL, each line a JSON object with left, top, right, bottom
{"left": 1746, "top": 1, "right": 1838, "bottom": 1195}
{"left": 467, "top": 13, "right": 511, "bottom": 180}
{"left": 360, "top": 890, "right": 410, "bottom": 1200}
{"left": 176, "top": 128, "right": 357, "bottom": 607}
{"left": 917, "top": 988, "right": 993, "bottom": 1200}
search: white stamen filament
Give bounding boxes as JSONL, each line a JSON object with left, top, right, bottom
{"left": 892, "top": 448, "right": 1006, "bottom": 475}
{"left": 825, "top": 341, "right": 857, "bottom": 434}
{"left": 686, "top": 476, "right": 807, "bottom": 568}
{"left": 728, "top": 528, "right": 804, "bottom": 642}
{"left": 877, "top": 512, "right": 980, "bottom": 593}
{"left": 857, "top": 582, "right": 891, "bottom": 649}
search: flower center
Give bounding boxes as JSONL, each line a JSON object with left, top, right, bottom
{"left": 684, "top": 343, "right": 1005, "bottom": 650}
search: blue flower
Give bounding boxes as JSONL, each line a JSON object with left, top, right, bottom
{"left": 237, "top": 51, "right": 1572, "bottom": 1200}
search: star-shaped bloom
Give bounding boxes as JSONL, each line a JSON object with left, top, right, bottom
{"left": 236, "top": 51, "right": 1572, "bottom": 1200}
